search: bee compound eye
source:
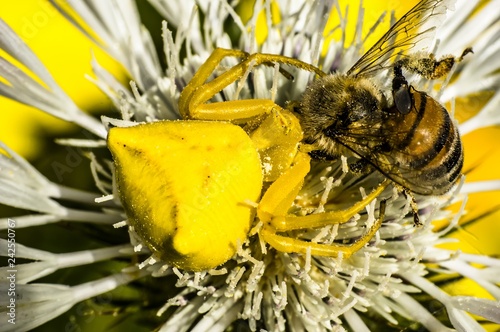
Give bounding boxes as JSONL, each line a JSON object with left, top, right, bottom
{"left": 393, "top": 84, "right": 412, "bottom": 115}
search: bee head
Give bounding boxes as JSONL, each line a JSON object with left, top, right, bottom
{"left": 297, "top": 74, "right": 387, "bottom": 141}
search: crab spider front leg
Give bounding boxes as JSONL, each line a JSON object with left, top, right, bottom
{"left": 179, "top": 48, "right": 326, "bottom": 120}
{"left": 258, "top": 152, "right": 389, "bottom": 258}
{"left": 261, "top": 201, "right": 386, "bottom": 258}
{"left": 178, "top": 48, "right": 325, "bottom": 181}
{"left": 179, "top": 48, "right": 248, "bottom": 118}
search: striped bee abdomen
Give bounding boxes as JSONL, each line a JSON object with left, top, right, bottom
{"left": 388, "top": 88, "right": 463, "bottom": 195}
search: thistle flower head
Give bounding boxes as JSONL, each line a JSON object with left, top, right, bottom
{"left": 1, "top": 1, "right": 500, "bottom": 331}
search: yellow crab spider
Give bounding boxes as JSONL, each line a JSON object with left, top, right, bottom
{"left": 108, "top": 48, "right": 388, "bottom": 272}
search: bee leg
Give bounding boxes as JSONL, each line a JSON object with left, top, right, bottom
{"left": 401, "top": 188, "right": 422, "bottom": 226}
{"left": 307, "top": 149, "right": 336, "bottom": 161}
{"left": 349, "top": 159, "right": 373, "bottom": 174}
{"left": 394, "top": 48, "right": 473, "bottom": 80}
{"left": 392, "top": 48, "right": 472, "bottom": 113}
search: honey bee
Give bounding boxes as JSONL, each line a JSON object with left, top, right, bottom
{"left": 295, "top": 0, "right": 469, "bottom": 202}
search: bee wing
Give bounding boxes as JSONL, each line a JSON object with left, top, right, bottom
{"left": 354, "top": 145, "right": 433, "bottom": 195}
{"left": 346, "top": 0, "right": 455, "bottom": 77}
{"left": 339, "top": 129, "right": 435, "bottom": 194}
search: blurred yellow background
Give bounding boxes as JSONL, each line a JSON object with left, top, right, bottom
{"left": 0, "top": 0, "right": 124, "bottom": 159}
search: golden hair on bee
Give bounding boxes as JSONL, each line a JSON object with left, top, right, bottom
{"left": 297, "top": 74, "right": 388, "bottom": 160}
